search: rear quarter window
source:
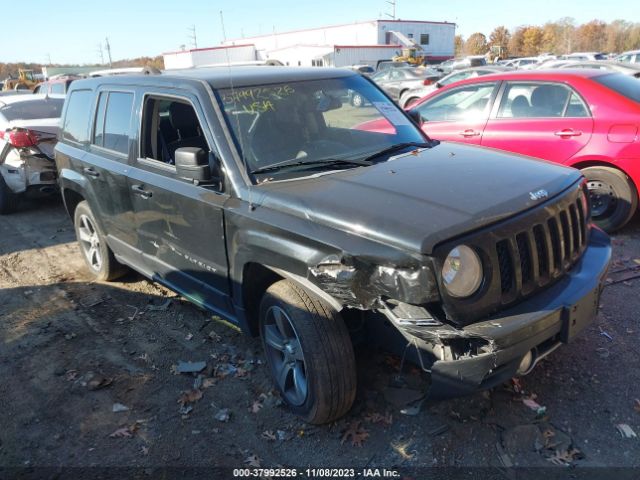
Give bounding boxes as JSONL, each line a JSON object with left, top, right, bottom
{"left": 0, "top": 98, "right": 64, "bottom": 122}
{"left": 61, "top": 89, "right": 93, "bottom": 143}
{"left": 594, "top": 73, "right": 640, "bottom": 103}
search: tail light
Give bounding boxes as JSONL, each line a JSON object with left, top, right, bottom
{"left": 423, "top": 78, "right": 435, "bottom": 86}
{"left": 0, "top": 129, "right": 40, "bottom": 148}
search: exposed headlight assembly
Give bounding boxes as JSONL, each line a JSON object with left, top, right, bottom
{"left": 441, "top": 245, "right": 483, "bottom": 298}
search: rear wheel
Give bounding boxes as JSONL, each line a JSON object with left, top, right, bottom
{"left": 259, "top": 280, "right": 357, "bottom": 424}
{"left": 73, "top": 201, "right": 127, "bottom": 281}
{"left": 0, "top": 175, "right": 20, "bottom": 214}
{"left": 582, "top": 166, "right": 638, "bottom": 232}
{"left": 351, "top": 92, "right": 365, "bottom": 108}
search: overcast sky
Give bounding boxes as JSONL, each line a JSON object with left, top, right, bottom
{"left": 1, "top": 0, "right": 637, "bottom": 64}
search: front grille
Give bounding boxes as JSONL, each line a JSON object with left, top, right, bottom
{"left": 435, "top": 183, "right": 590, "bottom": 325}
{"left": 495, "top": 193, "right": 588, "bottom": 300}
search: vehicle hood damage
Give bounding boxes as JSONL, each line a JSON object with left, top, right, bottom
{"left": 255, "top": 142, "right": 582, "bottom": 254}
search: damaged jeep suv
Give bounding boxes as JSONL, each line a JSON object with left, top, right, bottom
{"left": 55, "top": 67, "right": 611, "bottom": 424}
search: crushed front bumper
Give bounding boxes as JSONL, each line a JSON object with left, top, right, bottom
{"left": 398, "top": 227, "right": 611, "bottom": 398}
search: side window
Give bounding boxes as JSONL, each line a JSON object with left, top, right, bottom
{"left": 140, "top": 95, "right": 209, "bottom": 165}
{"left": 497, "top": 83, "right": 570, "bottom": 118}
{"left": 50, "top": 83, "right": 65, "bottom": 95}
{"left": 92, "top": 91, "right": 133, "bottom": 155}
{"left": 420, "top": 34, "right": 430, "bottom": 45}
{"left": 565, "top": 93, "right": 589, "bottom": 117}
{"left": 415, "top": 83, "right": 496, "bottom": 122}
{"left": 61, "top": 89, "right": 93, "bottom": 144}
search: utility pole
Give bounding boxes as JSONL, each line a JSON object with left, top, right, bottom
{"left": 385, "top": 0, "right": 396, "bottom": 20}
{"left": 46, "top": 53, "right": 52, "bottom": 65}
{"left": 219, "top": 12, "right": 227, "bottom": 42}
{"left": 188, "top": 25, "right": 198, "bottom": 49}
{"left": 96, "top": 43, "right": 104, "bottom": 65}
{"left": 105, "top": 37, "right": 113, "bottom": 68}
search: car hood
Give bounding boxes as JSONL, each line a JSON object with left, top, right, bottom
{"left": 254, "top": 143, "right": 582, "bottom": 254}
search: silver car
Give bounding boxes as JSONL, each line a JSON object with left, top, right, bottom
{"left": 538, "top": 60, "right": 640, "bottom": 77}
{"left": 368, "top": 67, "right": 441, "bottom": 104}
{"left": 0, "top": 94, "right": 64, "bottom": 213}
{"left": 398, "top": 66, "right": 512, "bottom": 108}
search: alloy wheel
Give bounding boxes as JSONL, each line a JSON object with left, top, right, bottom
{"left": 263, "top": 306, "right": 308, "bottom": 406}
{"left": 77, "top": 214, "right": 102, "bottom": 271}
{"left": 587, "top": 180, "right": 617, "bottom": 219}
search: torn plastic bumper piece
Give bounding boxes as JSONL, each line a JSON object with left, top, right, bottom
{"left": 392, "top": 227, "right": 612, "bottom": 398}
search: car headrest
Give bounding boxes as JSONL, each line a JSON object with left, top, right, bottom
{"left": 169, "top": 102, "right": 199, "bottom": 135}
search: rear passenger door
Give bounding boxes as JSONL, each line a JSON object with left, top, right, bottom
{"left": 84, "top": 88, "right": 138, "bottom": 251}
{"left": 126, "top": 90, "right": 231, "bottom": 316}
{"left": 481, "top": 82, "right": 593, "bottom": 162}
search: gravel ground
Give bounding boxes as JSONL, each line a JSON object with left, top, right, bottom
{"left": 1, "top": 198, "right": 639, "bottom": 478}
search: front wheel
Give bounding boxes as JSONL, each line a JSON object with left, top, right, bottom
{"left": 73, "top": 201, "right": 128, "bottom": 281}
{"left": 259, "top": 280, "right": 357, "bottom": 424}
{"left": 582, "top": 166, "right": 638, "bottom": 232}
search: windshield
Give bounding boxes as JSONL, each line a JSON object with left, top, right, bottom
{"left": 0, "top": 97, "right": 64, "bottom": 122}
{"left": 218, "top": 75, "right": 426, "bottom": 181}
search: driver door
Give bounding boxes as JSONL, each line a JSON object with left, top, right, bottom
{"left": 412, "top": 82, "right": 500, "bottom": 145}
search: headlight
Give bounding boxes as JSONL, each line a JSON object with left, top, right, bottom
{"left": 441, "top": 245, "right": 483, "bottom": 298}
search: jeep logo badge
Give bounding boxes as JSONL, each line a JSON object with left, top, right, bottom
{"left": 529, "top": 189, "right": 549, "bottom": 201}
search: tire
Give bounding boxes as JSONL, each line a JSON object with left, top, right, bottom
{"left": 582, "top": 166, "right": 638, "bottom": 232}
{"left": 0, "top": 174, "right": 20, "bottom": 214}
{"left": 259, "top": 280, "right": 357, "bottom": 424}
{"left": 403, "top": 97, "right": 420, "bottom": 108}
{"left": 351, "top": 93, "right": 365, "bottom": 108}
{"left": 73, "top": 201, "right": 127, "bottom": 281}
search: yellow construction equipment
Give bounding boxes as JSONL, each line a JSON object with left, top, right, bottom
{"left": 2, "top": 69, "right": 38, "bottom": 91}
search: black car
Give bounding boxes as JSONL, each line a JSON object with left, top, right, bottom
{"left": 55, "top": 67, "right": 611, "bottom": 424}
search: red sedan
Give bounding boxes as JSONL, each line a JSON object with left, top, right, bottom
{"left": 404, "top": 70, "right": 640, "bottom": 231}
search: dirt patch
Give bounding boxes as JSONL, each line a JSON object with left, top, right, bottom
{"left": 1, "top": 199, "right": 639, "bottom": 471}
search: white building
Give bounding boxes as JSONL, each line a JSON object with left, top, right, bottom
{"left": 163, "top": 19, "right": 455, "bottom": 70}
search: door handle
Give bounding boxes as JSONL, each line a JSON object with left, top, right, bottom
{"left": 458, "top": 129, "right": 480, "bottom": 137}
{"left": 554, "top": 129, "right": 582, "bottom": 137}
{"left": 83, "top": 167, "right": 100, "bottom": 178}
{"left": 131, "top": 184, "right": 153, "bottom": 199}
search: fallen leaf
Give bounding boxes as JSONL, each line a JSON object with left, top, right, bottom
{"left": 235, "top": 367, "right": 249, "bottom": 378}
{"left": 185, "top": 333, "right": 194, "bottom": 341}
{"left": 341, "top": 421, "right": 369, "bottom": 447}
{"left": 511, "top": 377, "right": 523, "bottom": 393}
{"left": 547, "top": 447, "right": 583, "bottom": 466}
{"left": 261, "top": 430, "right": 276, "bottom": 441}
{"left": 87, "top": 375, "right": 113, "bottom": 391}
{"left": 391, "top": 437, "right": 415, "bottom": 460}
{"left": 245, "top": 454, "right": 262, "bottom": 468}
{"left": 250, "top": 399, "right": 264, "bottom": 414}
{"left": 109, "top": 427, "right": 132, "bottom": 438}
{"left": 141, "top": 446, "right": 149, "bottom": 455}
{"left": 634, "top": 399, "right": 640, "bottom": 413}
{"left": 364, "top": 411, "right": 393, "bottom": 426}
{"left": 178, "top": 389, "right": 203, "bottom": 406}
{"left": 202, "top": 378, "right": 216, "bottom": 389}
{"left": 65, "top": 370, "right": 79, "bottom": 381}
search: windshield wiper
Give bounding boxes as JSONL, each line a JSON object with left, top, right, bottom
{"left": 250, "top": 157, "right": 372, "bottom": 175}
{"left": 361, "top": 142, "right": 432, "bottom": 163}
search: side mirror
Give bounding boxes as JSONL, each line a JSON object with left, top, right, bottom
{"left": 175, "top": 147, "right": 211, "bottom": 184}
{"left": 407, "top": 109, "right": 423, "bottom": 125}
{"left": 434, "top": 82, "right": 442, "bottom": 89}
